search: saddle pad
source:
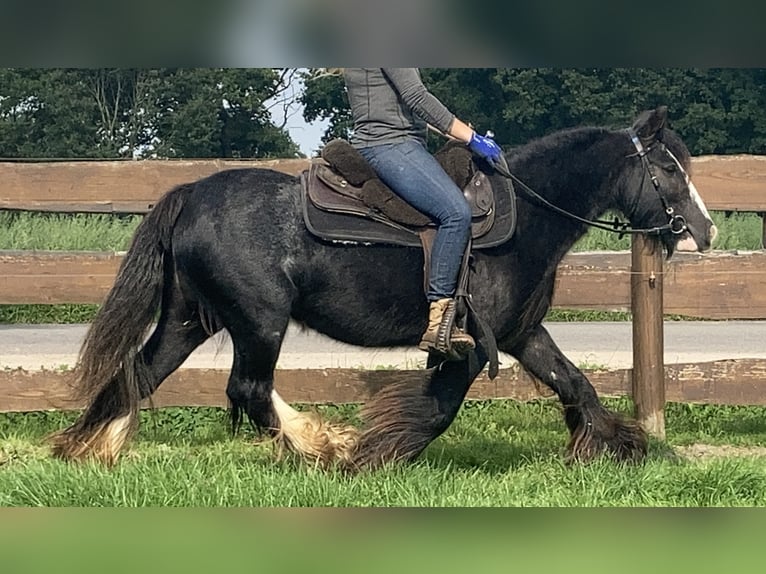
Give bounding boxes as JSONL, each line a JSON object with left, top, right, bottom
{"left": 302, "top": 165, "right": 516, "bottom": 249}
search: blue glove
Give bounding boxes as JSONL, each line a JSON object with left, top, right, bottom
{"left": 468, "top": 131, "right": 503, "bottom": 164}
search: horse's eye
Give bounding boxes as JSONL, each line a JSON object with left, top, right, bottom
{"left": 662, "top": 163, "right": 678, "bottom": 173}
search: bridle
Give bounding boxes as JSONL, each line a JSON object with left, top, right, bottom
{"left": 490, "top": 128, "right": 690, "bottom": 237}
{"left": 625, "top": 127, "right": 689, "bottom": 236}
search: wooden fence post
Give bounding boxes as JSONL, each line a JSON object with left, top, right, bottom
{"left": 631, "top": 233, "right": 666, "bottom": 439}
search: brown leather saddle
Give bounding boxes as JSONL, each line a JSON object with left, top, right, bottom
{"left": 301, "top": 139, "right": 516, "bottom": 249}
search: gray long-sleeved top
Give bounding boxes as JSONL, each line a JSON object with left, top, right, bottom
{"left": 343, "top": 68, "right": 456, "bottom": 148}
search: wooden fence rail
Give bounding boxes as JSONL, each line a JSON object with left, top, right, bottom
{"left": 2, "top": 155, "right": 766, "bottom": 422}
{"left": 2, "top": 359, "right": 766, "bottom": 413}
{"left": 1, "top": 155, "right": 765, "bottom": 229}
{"left": 0, "top": 158, "right": 309, "bottom": 213}
{"left": 2, "top": 249, "right": 766, "bottom": 319}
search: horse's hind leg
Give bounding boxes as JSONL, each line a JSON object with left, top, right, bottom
{"left": 503, "top": 324, "right": 648, "bottom": 463}
{"left": 221, "top": 299, "right": 358, "bottom": 467}
{"left": 50, "top": 282, "right": 212, "bottom": 464}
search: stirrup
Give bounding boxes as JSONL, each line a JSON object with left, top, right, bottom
{"left": 423, "top": 299, "right": 471, "bottom": 361}
{"left": 450, "top": 328, "right": 476, "bottom": 356}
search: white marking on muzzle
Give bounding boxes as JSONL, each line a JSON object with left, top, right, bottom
{"left": 675, "top": 235, "right": 699, "bottom": 252}
{"left": 687, "top": 179, "right": 718, "bottom": 246}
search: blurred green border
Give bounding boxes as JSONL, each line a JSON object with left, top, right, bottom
{"left": 0, "top": 508, "right": 762, "bottom": 573}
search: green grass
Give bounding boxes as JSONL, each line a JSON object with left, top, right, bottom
{"left": 0, "top": 212, "right": 141, "bottom": 251}
{"left": 1, "top": 210, "right": 759, "bottom": 253}
{"left": 0, "top": 304, "right": 100, "bottom": 324}
{"left": 3, "top": 399, "right": 766, "bottom": 506}
{"left": 572, "top": 210, "right": 763, "bottom": 252}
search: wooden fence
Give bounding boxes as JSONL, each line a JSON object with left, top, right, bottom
{"left": 2, "top": 155, "right": 766, "bottom": 434}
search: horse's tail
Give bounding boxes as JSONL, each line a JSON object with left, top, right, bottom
{"left": 50, "top": 183, "right": 191, "bottom": 464}
{"left": 77, "top": 184, "right": 189, "bottom": 402}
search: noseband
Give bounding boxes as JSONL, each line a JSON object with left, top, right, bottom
{"left": 626, "top": 127, "right": 688, "bottom": 236}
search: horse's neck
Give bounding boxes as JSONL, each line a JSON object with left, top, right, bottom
{"left": 510, "top": 130, "right": 619, "bottom": 259}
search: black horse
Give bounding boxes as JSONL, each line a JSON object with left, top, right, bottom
{"left": 51, "top": 107, "right": 717, "bottom": 469}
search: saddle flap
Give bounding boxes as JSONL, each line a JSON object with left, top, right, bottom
{"left": 314, "top": 162, "right": 360, "bottom": 201}
{"left": 307, "top": 161, "right": 369, "bottom": 216}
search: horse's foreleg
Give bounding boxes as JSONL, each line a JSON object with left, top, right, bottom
{"left": 502, "top": 325, "right": 647, "bottom": 463}
{"left": 349, "top": 348, "right": 488, "bottom": 471}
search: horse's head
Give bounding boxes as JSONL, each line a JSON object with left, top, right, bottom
{"left": 621, "top": 106, "right": 718, "bottom": 257}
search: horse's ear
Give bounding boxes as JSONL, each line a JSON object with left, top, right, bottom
{"left": 633, "top": 106, "right": 668, "bottom": 141}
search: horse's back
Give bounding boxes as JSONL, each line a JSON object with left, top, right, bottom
{"left": 172, "top": 167, "right": 301, "bottom": 232}
{"left": 169, "top": 167, "right": 305, "bottom": 285}
{"left": 178, "top": 167, "right": 299, "bottom": 211}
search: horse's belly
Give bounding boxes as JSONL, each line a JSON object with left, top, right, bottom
{"left": 295, "top": 300, "right": 425, "bottom": 348}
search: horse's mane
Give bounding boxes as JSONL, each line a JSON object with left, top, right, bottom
{"left": 506, "top": 126, "right": 609, "bottom": 165}
{"left": 507, "top": 123, "right": 691, "bottom": 171}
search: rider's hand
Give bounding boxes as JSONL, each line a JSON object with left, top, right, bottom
{"left": 468, "top": 131, "right": 503, "bottom": 165}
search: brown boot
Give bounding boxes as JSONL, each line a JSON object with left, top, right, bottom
{"left": 418, "top": 298, "right": 475, "bottom": 358}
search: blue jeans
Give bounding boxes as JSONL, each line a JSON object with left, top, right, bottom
{"left": 359, "top": 139, "right": 472, "bottom": 301}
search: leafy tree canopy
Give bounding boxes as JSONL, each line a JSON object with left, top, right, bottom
{"left": 300, "top": 68, "right": 766, "bottom": 156}
{"left": 0, "top": 68, "right": 301, "bottom": 159}
{"left": 3, "top": 69, "right": 763, "bottom": 160}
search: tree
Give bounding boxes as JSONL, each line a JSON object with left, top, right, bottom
{"left": 300, "top": 68, "right": 766, "bottom": 156}
{"left": 147, "top": 68, "right": 301, "bottom": 159}
{"left": 0, "top": 68, "right": 302, "bottom": 159}
{"left": 299, "top": 69, "right": 351, "bottom": 144}
{"left": 0, "top": 69, "right": 111, "bottom": 158}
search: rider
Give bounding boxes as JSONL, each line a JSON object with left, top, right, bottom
{"left": 342, "top": 68, "right": 503, "bottom": 357}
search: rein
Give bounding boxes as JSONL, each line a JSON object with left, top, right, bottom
{"left": 489, "top": 128, "right": 689, "bottom": 237}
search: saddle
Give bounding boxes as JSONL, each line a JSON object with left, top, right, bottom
{"left": 301, "top": 139, "right": 516, "bottom": 249}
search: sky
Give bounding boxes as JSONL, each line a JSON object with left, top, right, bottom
{"left": 285, "top": 113, "right": 328, "bottom": 157}
{"left": 266, "top": 71, "right": 330, "bottom": 158}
